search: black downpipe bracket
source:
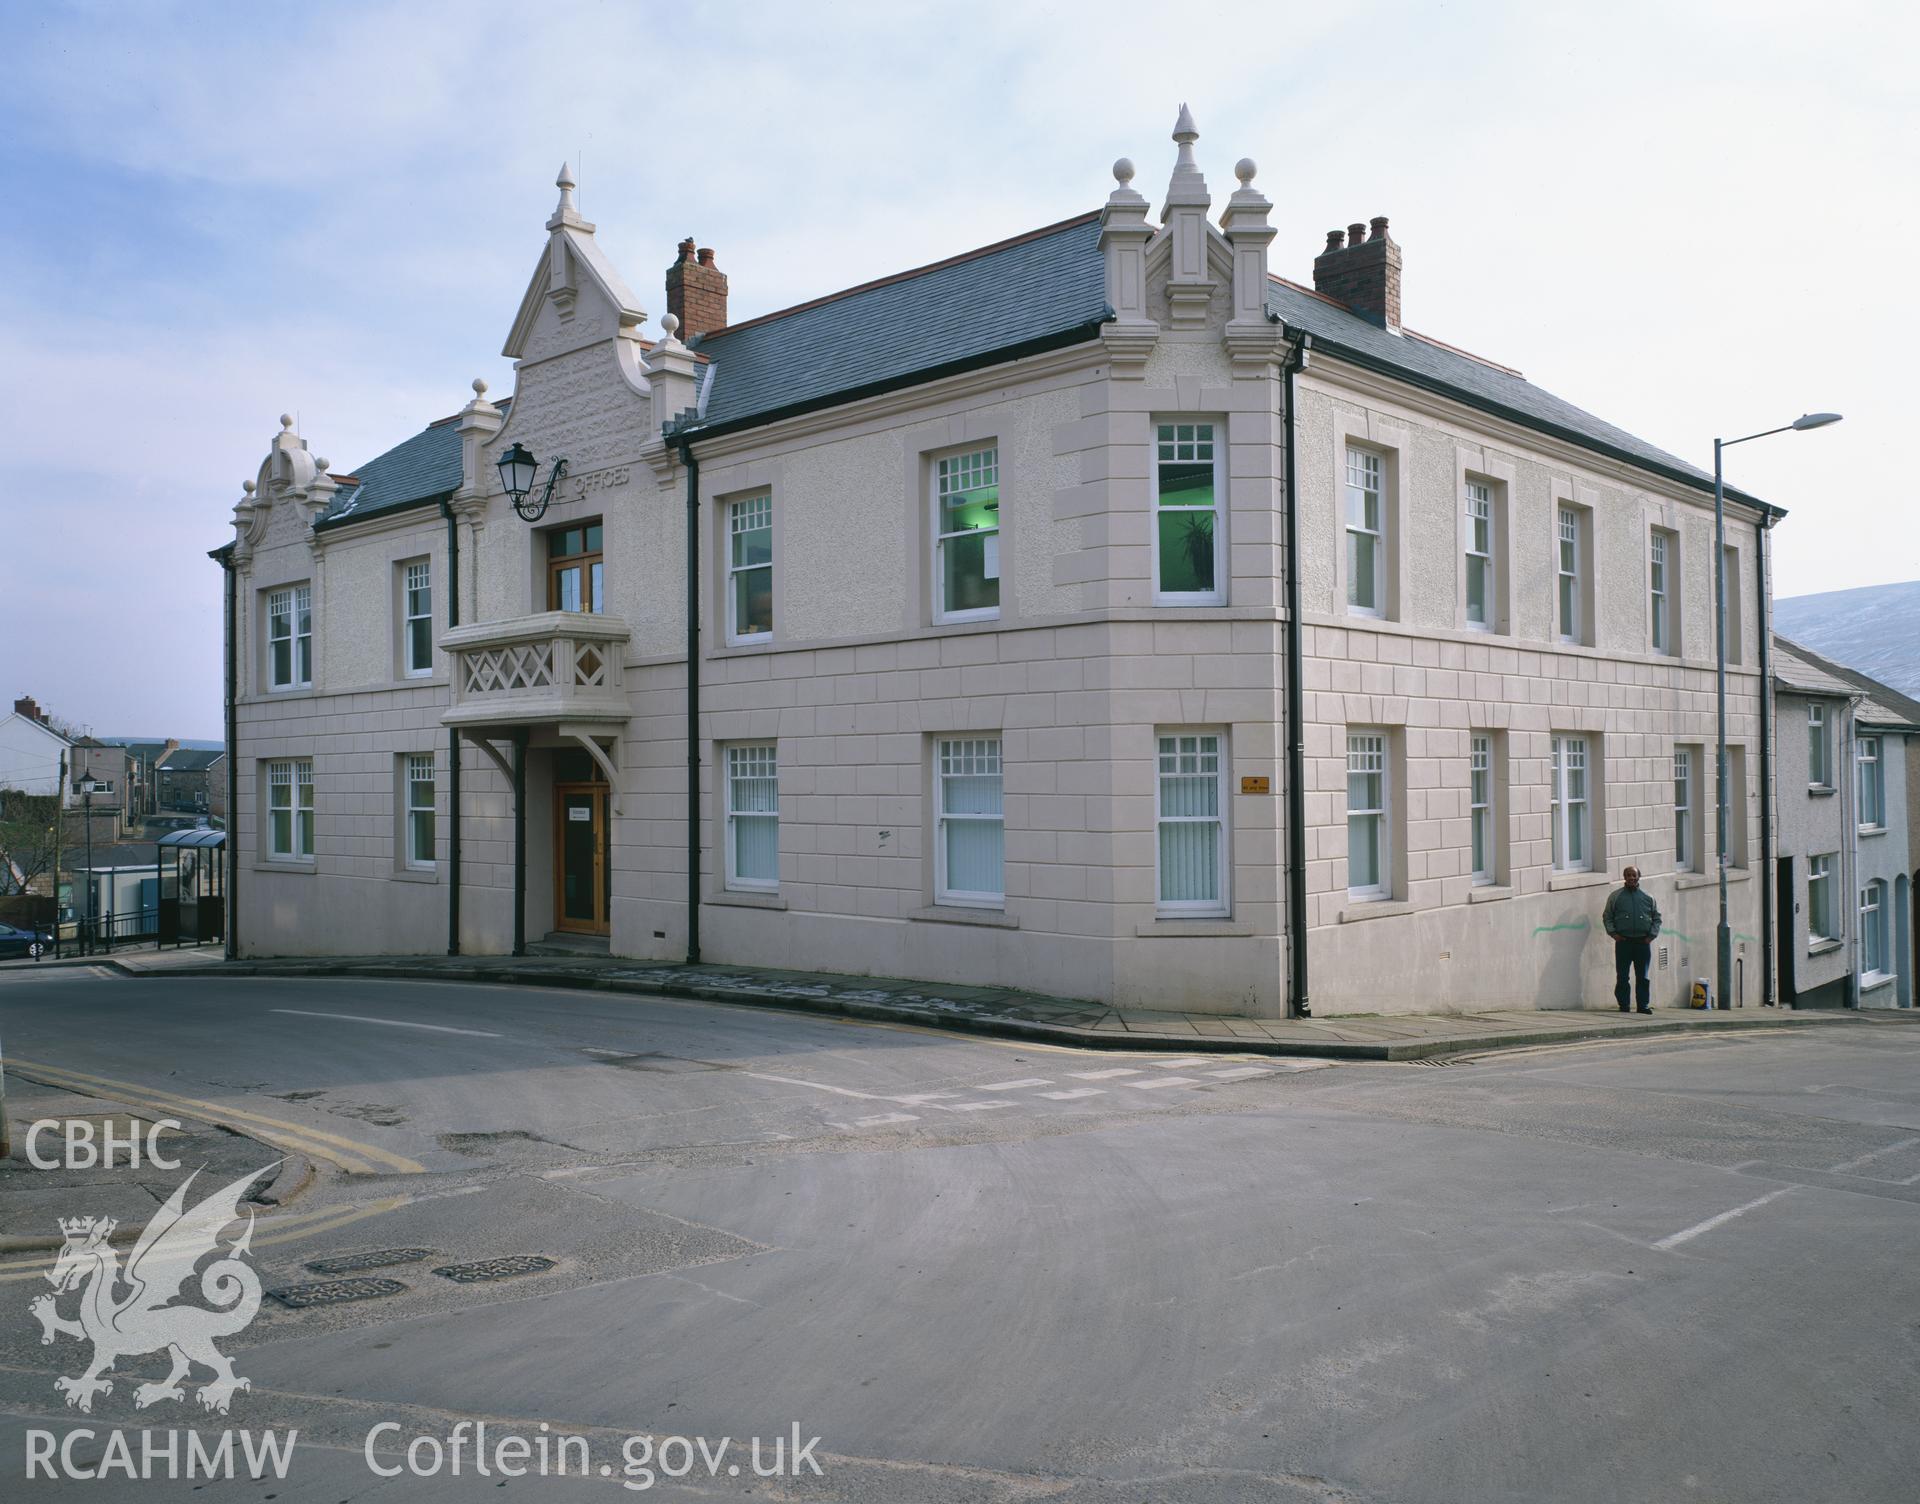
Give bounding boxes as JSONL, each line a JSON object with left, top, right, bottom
{"left": 441, "top": 501, "right": 462, "bottom": 956}
{"left": 676, "top": 436, "right": 702, "bottom": 966}
{"left": 511, "top": 730, "right": 528, "bottom": 958}
{"left": 221, "top": 551, "right": 239, "bottom": 962}
{"left": 1756, "top": 515, "right": 1775, "bottom": 1005}
{"left": 1281, "top": 334, "right": 1312, "bottom": 1019}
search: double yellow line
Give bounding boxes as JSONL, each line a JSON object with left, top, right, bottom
{"left": 6, "top": 1057, "right": 426, "bottom": 1177}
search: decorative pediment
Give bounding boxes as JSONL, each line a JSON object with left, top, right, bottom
{"left": 1144, "top": 223, "right": 1233, "bottom": 328}
{"left": 502, "top": 164, "right": 649, "bottom": 364}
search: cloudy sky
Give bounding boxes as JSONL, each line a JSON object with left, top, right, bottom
{"left": 1, "top": 0, "right": 1913, "bottom": 739}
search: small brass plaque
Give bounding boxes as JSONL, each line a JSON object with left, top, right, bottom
{"left": 1240, "top": 776, "right": 1272, "bottom": 795}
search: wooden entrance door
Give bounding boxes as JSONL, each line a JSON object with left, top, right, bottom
{"left": 553, "top": 782, "right": 609, "bottom": 935}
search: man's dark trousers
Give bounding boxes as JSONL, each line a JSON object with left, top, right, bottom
{"left": 1614, "top": 939, "right": 1652, "bottom": 1011}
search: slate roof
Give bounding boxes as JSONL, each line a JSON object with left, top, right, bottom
{"left": 158, "top": 748, "right": 225, "bottom": 772}
{"left": 310, "top": 207, "right": 1761, "bottom": 534}
{"left": 1775, "top": 636, "right": 1920, "bottom": 731}
{"left": 1263, "top": 280, "right": 1759, "bottom": 505}
{"left": 685, "top": 213, "right": 1109, "bottom": 434}
{"left": 314, "top": 399, "right": 510, "bottom": 531}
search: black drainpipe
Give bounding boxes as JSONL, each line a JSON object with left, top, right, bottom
{"left": 675, "top": 435, "right": 702, "bottom": 966}
{"left": 1756, "top": 512, "right": 1774, "bottom": 1005}
{"left": 1281, "top": 332, "right": 1312, "bottom": 1018}
{"left": 220, "top": 549, "right": 239, "bottom": 961}
{"left": 441, "top": 500, "right": 462, "bottom": 956}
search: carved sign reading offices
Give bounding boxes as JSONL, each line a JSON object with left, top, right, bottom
{"left": 568, "top": 466, "right": 630, "bottom": 503}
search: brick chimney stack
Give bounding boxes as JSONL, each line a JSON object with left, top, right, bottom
{"left": 13, "top": 695, "right": 43, "bottom": 724}
{"left": 665, "top": 237, "right": 729, "bottom": 340}
{"left": 1312, "top": 214, "right": 1402, "bottom": 332}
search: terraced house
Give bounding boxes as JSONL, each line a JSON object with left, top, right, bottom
{"left": 215, "top": 110, "right": 1779, "bottom": 1017}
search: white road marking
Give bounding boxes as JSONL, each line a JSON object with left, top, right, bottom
{"left": 1124, "top": 1075, "right": 1201, "bottom": 1090}
{"left": 744, "top": 1072, "right": 892, "bottom": 1102}
{"left": 982, "top": 1078, "right": 1053, "bottom": 1090}
{"left": 1150, "top": 1057, "right": 1215, "bottom": 1069}
{"left": 1039, "top": 1088, "right": 1105, "bottom": 1100}
{"left": 1826, "top": 1136, "right": 1920, "bottom": 1174}
{"left": 1070, "top": 1068, "right": 1143, "bottom": 1080}
{"left": 851, "top": 1112, "right": 920, "bottom": 1128}
{"left": 893, "top": 1092, "right": 962, "bottom": 1105}
{"left": 1653, "top": 1188, "right": 1795, "bottom": 1250}
{"left": 946, "top": 1100, "right": 1015, "bottom": 1112}
{"left": 270, "top": 1008, "right": 502, "bottom": 1038}
{"left": 1206, "top": 1066, "right": 1276, "bottom": 1081}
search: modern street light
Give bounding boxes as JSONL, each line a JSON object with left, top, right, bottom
{"left": 1713, "top": 411, "right": 1842, "bottom": 1010}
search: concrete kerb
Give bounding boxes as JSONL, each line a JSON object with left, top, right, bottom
{"left": 112, "top": 958, "right": 1863, "bottom": 1062}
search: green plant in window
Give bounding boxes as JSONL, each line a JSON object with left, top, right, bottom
{"left": 1179, "top": 513, "right": 1214, "bottom": 586}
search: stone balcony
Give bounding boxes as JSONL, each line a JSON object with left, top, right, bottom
{"left": 440, "top": 612, "right": 631, "bottom": 730}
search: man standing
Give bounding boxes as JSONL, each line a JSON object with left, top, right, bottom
{"left": 1602, "top": 865, "right": 1662, "bottom": 1014}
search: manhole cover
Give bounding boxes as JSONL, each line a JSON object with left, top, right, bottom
{"left": 431, "top": 1255, "right": 556, "bottom": 1284}
{"left": 305, "top": 1248, "right": 434, "bottom": 1276}
{"left": 267, "top": 1277, "right": 408, "bottom": 1308}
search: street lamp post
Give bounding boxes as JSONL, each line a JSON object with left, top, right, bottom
{"left": 1713, "top": 412, "right": 1841, "bottom": 1010}
{"left": 79, "top": 778, "right": 96, "bottom": 957}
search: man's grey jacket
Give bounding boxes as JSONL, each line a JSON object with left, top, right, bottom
{"left": 1603, "top": 885, "right": 1663, "bottom": 941}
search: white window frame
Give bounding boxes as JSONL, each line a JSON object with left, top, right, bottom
{"left": 403, "top": 561, "right": 433, "bottom": 677}
{"left": 1808, "top": 704, "right": 1829, "bottom": 787}
{"left": 1464, "top": 482, "right": 1493, "bottom": 630}
{"left": 934, "top": 737, "right": 1005, "bottom": 907}
{"left": 932, "top": 447, "right": 1000, "bottom": 624}
{"left": 1807, "top": 854, "right": 1834, "bottom": 943}
{"left": 1469, "top": 733, "right": 1494, "bottom": 884}
{"left": 1346, "top": 731, "right": 1389, "bottom": 900}
{"left": 727, "top": 494, "right": 774, "bottom": 644}
{"left": 267, "top": 584, "right": 312, "bottom": 691}
{"left": 1154, "top": 730, "right": 1229, "bottom": 917}
{"left": 1550, "top": 734, "right": 1591, "bottom": 874}
{"left": 724, "top": 743, "right": 780, "bottom": 892}
{"left": 1346, "top": 446, "right": 1386, "bottom": 618}
{"left": 1649, "top": 531, "right": 1671, "bottom": 655}
{"left": 267, "top": 759, "right": 313, "bottom": 861}
{"left": 404, "top": 753, "right": 435, "bottom": 870}
{"left": 1857, "top": 736, "right": 1884, "bottom": 829}
{"left": 1673, "top": 748, "right": 1694, "bottom": 873}
{"left": 1151, "top": 420, "right": 1225, "bottom": 606}
{"left": 1860, "top": 880, "right": 1888, "bottom": 980}
{"left": 1556, "top": 508, "right": 1582, "bottom": 644}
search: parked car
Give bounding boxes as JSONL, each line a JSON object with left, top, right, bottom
{"left": 0, "top": 921, "right": 50, "bottom": 959}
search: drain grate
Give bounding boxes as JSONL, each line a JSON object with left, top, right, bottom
{"left": 431, "top": 1255, "right": 556, "bottom": 1284}
{"left": 305, "top": 1248, "right": 434, "bottom": 1276}
{"left": 267, "top": 1276, "right": 408, "bottom": 1308}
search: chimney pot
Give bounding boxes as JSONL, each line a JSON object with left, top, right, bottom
{"left": 666, "top": 237, "right": 730, "bottom": 340}
{"left": 1314, "top": 214, "right": 1404, "bottom": 332}
{"left": 1325, "top": 230, "right": 1345, "bottom": 252}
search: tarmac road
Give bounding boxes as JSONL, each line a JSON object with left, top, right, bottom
{"left": 1, "top": 970, "right": 1916, "bottom": 1502}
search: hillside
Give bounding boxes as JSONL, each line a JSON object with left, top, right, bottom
{"left": 1774, "top": 581, "right": 1920, "bottom": 699}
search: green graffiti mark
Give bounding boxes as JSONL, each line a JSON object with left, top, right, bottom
{"left": 1734, "top": 933, "right": 1760, "bottom": 944}
{"left": 1533, "top": 920, "right": 1591, "bottom": 936}
{"left": 1665, "top": 929, "right": 1695, "bottom": 943}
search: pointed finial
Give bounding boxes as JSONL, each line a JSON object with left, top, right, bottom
{"left": 279, "top": 413, "right": 294, "bottom": 430}
{"left": 1174, "top": 103, "right": 1197, "bottom": 140}
{"left": 472, "top": 377, "right": 489, "bottom": 396}
{"left": 554, "top": 161, "right": 577, "bottom": 217}
{"left": 557, "top": 161, "right": 575, "bottom": 191}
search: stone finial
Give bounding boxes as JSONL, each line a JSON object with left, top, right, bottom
{"left": 314, "top": 457, "right": 329, "bottom": 472}
{"left": 556, "top": 161, "right": 576, "bottom": 209}
{"left": 1161, "top": 101, "right": 1211, "bottom": 220}
{"left": 1235, "top": 158, "right": 1257, "bottom": 186}
{"left": 473, "top": 377, "right": 488, "bottom": 396}
{"left": 660, "top": 312, "right": 680, "bottom": 340}
{"left": 243, "top": 479, "right": 256, "bottom": 494}
{"left": 1114, "top": 157, "right": 1135, "bottom": 186}
{"left": 280, "top": 414, "right": 294, "bottom": 429}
